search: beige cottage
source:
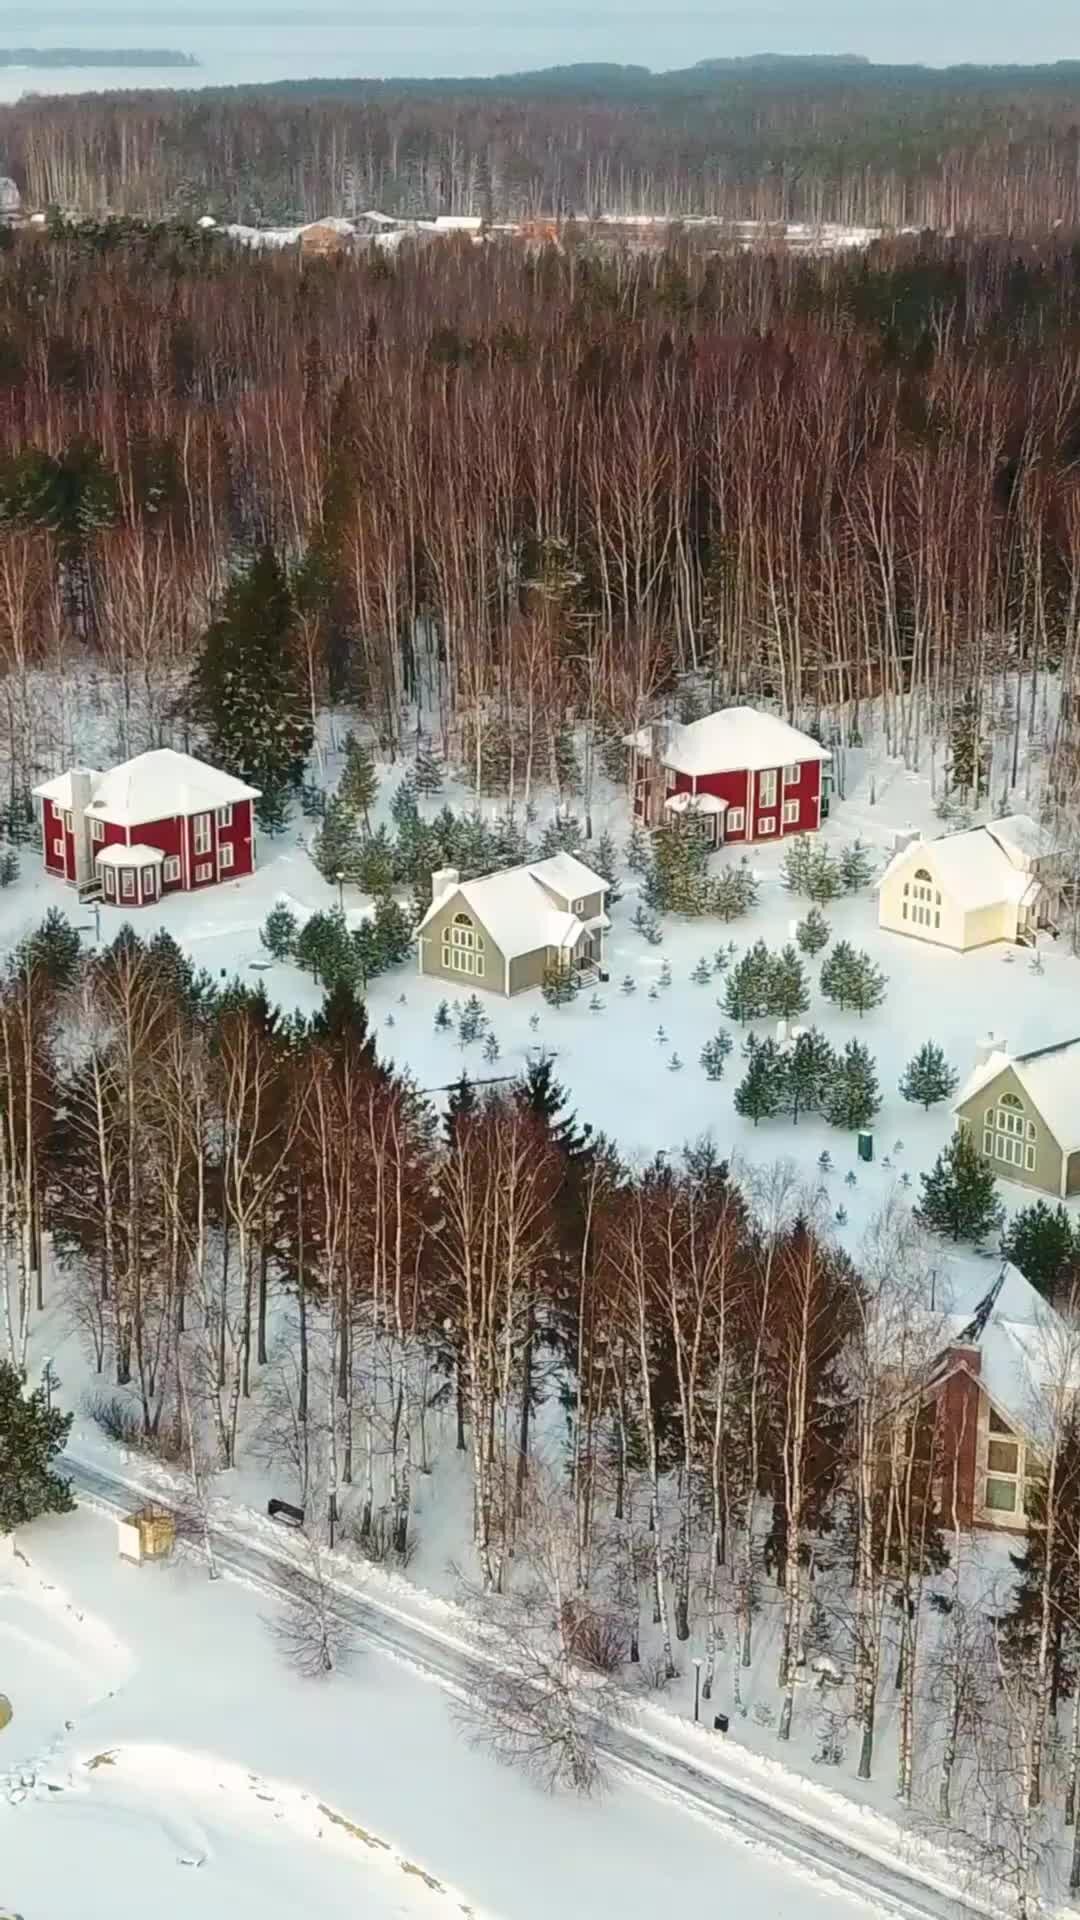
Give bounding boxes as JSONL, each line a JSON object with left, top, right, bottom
{"left": 876, "top": 816, "right": 1052, "bottom": 952}
{"left": 415, "top": 852, "right": 610, "bottom": 997}
{"left": 955, "top": 1035, "right": 1080, "bottom": 1198}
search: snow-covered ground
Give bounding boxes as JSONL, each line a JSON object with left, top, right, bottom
{"left": 2, "top": 1506, "right": 893, "bottom": 1920}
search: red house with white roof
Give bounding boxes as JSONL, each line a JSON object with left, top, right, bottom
{"left": 33, "top": 749, "right": 260, "bottom": 908}
{"left": 625, "top": 707, "right": 831, "bottom": 847}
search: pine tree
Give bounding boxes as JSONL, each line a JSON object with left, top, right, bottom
{"left": 355, "top": 825, "right": 397, "bottom": 896}
{"left": 784, "top": 1029, "right": 836, "bottom": 1123}
{"left": 445, "top": 1072, "right": 476, "bottom": 1140}
{"left": 19, "top": 907, "right": 82, "bottom": 988}
{"left": 658, "top": 959, "right": 672, "bottom": 989}
{"left": 590, "top": 830, "right": 622, "bottom": 905}
{"left": 414, "top": 746, "right": 444, "bottom": 796}
{"left": 795, "top": 906, "right": 831, "bottom": 956}
{"left": 311, "top": 793, "right": 362, "bottom": 884}
{"left": 644, "top": 811, "right": 713, "bottom": 915}
{"left": 295, "top": 908, "right": 353, "bottom": 988}
{"left": 668, "top": 1052, "right": 684, "bottom": 1072}
{"left": 700, "top": 1029, "right": 734, "bottom": 1080}
{"left": 820, "top": 939, "right": 859, "bottom": 1011}
{"left": 824, "top": 1039, "right": 881, "bottom": 1131}
{"left": 190, "top": 545, "right": 312, "bottom": 826}
{"left": 846, "top": 950, "right": 888, "bottom": 1018}
{"left": 311, "top": 979, "right": 376, "bottom": 1062}
{"left": 539, "top": 812, "right": 585, "bottom": 858}
{"left": 261, "top": 901, "right": 299, "bottom": 959}
{"left": 734, "top": 1036, "right": 786, "bottom": 1125}
{"left": 712, "top": 864, "right": 758, "bottom": 921}
{"left": 621, "top": 974, "right": 637, "bottom": 995}
{"left": 805, "top": 845, "right": 843, "bottom": 905}
{"left": 457, "top": 994, "right": 488, "bottom": 1046}
{"left": 434, "top": 998, "right": 453, "bottom": 1031}
{"left": 899, "top": 1041, "right": 959, "bottom": 1110}
{"left": 483, "top": 1030, "right": 500, "bottom": 1064}
{"left": 766, "top": 944, "right": 809, "bottom": 1020}
{"left": 1002, "top": 1202, "right": 1080, "bottom": 1298}
{"left": 541, "top": 961, "right": 579, "bottom": 1008}
{"left": 588, "top": 991, "right": 604, "bottom": 1013}
{"left": 339, "top": 731, "right": 378, "bottom": 828}
{"left": 917, "top": 1130, "right": 1005, "bottom": 1243}
{"left": 625, "top": 821, "right": 651, "bottom": 876}
{"left": 839, "top": 839, "right": 875, "bottom": 893}
{"left": 723, "top": 939, "right": 773, "bottom": 1022}
{"left": 631, "top": 905, "right": 663, "bottom": 945}
{"left": 691, "top": 956, "right": 712, "bottom": 985}
{"left": 390, "top": 774, "right": 420, "bottom": 832}
{"left": 781, "top": 835, "right": 814, "bottom": 893}
{"left": 370, "top": 894, "right": 414, "bottom": 970}
{"left": 0, "top": 1360, "right": 74, "bottom": 1534}
{"left": 0, "top": 846, "right": 18, "bottom": 887}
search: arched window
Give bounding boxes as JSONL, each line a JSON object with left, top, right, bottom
{"left": 442, "top": 911, "right": 484, "bottom": 978}
{"left": 914, "top": 867, "right": 932, "bottom": 880}
{"left": 982, "top": 1088, "right": 1035, "bottom": 1171}
{"left": 906, "top": 866, "right": 942, "bottom": 929}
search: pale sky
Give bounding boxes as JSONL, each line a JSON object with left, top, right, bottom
{"left": 6, "top": 2, "right": 1080, "bottom": 79}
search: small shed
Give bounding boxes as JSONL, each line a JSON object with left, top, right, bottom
{"left": 117, "top": 1505, "right": 176, "bottom": 1565}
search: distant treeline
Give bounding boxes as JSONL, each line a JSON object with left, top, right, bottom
{"left": 0, "top": 48, "right": 197, "bottom": 69}
{"left": 4, "top": 57, "right": 1080, "bottom": 226}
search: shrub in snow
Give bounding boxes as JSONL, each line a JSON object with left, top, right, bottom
{"left": 691, "top": 956, "right": 712, "bottom": 985}
{"left": 620, "top": 974, "right": 637, "bottom": 995}
{"left": 588, "top": 992, "right": 604, "bottom": 1013}
{"left": 845, "top": 1170, "right": 857, "bottom": 1187}
{"left": 541, "top": 962, "right": 579, "bottom": 1008}
{"left": 712, "top": 942, "right": 736, "bottom": 974}
{"left": 631, "top": 904, "right": 663, "bottom": 945}
{"left": 659, "top": 959, "right": 672, "bottom": 988}
{"left": 818, "top": 1150, "right": 833, "bottom": 1173}
{"left": 834, "top": 1206, "right": 848, "bottom": 1226}
{"left": 668, "top": 1052, "right": 684, "bottom": 1071}
{"left": 483, "top": 1031, "right": 500, "bottom": 1063}
{"left": 0, "top": 846, "right": 17, "bottom": 887}
{"left": 700, "top": 1029, "right": 734, "bottom": 1080}
{"left": 434, "top": 999, "right": 453, "bottom": 1032}
{"left": 648, "top": 983, "right": 660, "bottom": 1000}
{"left": 529, "top": 1012, "right": 540, "bottom": 1033}
{"left": 0, "top": 1359, "right": 74, "bottom": 1534}
{"left": 899, "top": 1041, "right": 959, "bottom": 1110}
{"left": 917, "top": 1130, "right": 1004, "bottom": 1244}
{"left": 712, "top": 863, "right": 758, "bottom": 922}
{"left": 795, "top": 906, "right": 831, "bottom": 956}
{"left": 457, "top": 994, "right": 489, "bottom": 1045}
{"left": 656, "top": 1025, "right": 668, "bottom": 1045}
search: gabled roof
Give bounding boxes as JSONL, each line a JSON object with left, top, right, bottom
{"left": 34, "top": 750, "right": 260, "bottom": 827}
{"left": 417, "top": 854, "right": 608, "bottom": 962}
{"left": 926, "top": 1263, "right": 1075, "bottom": 1445}
{"left": 984, "top": 813, "right": 1061, "bottom": 872}
{"left": 954, "top": 1036, "right": 1080, "bottom": 1154}
{"left": 625, "top": 707, "right": 830, "bottom": 777}
{"left": 877, "top": 825, "right": 1040, "bottom": 913}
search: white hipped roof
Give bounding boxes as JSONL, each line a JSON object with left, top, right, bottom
{"left": 664, "top": 791, "right": 728, "bottom": 815}
{"left": 624, "top": 707, "right": 830, "bottom": 777}
{"left": 34, "top": 750, "right": 260, "bottom": 828}
{"left": 417, "top": 854, "right": 608, "bottom": 962}
{"left": 877, "top": 824, "right": 1040, "bottom": 914}
{"left": 95, "top": 843, "right": 164, "bottom": 868}
{"left": 955, "top": 1036, "right": 1080, "bottom": 1155}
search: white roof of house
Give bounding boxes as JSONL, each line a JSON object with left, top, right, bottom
{"left": 984, "top": 813, "right": 1061, "bottom": 871}
{"left": 624, "top": 707, "right": 830, "bottom": 777}
{"left": 931, "top": 1263, "right": 1076, "bottom": 1442}
{"left": 95, "top": 842, "right": 164, "bottom": 868}
{"left": 35, "top": 750, "right": 259, "bottom": 828}
{"left": 417, "top": 854, "right": 608, "bottom": 961}
{"left": 955, "top": 1036, "right": 1080, "bottom": 1154}
{"left": 877, "top": 826, "right": 1040, "bottom": 913}
{"left": 664, "top": 791, "right": 728, "bottom": 815}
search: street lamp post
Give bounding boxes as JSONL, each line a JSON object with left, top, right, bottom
{"left": 693, "top": 1658, "right": 702, "bottom": 1723}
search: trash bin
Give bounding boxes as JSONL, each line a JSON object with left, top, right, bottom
{"left": 714, "top": 1712, "right": 730, "bottom": 1734}
{"left": 857, "top": 1130, "right": 873, "bottom": 1164}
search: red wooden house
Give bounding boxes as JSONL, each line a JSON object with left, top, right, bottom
{"left": 33, "top": 749, "right": 260, "bottom": 908}
{"left": 625, "top": 707, "right": 831, "bottom": 847}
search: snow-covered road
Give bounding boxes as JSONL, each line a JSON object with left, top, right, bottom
{"left": 64, "top": 1453, "right": 991, "bottom": 1920}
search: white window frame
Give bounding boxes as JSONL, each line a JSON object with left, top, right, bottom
{"left": 758, "top": 817, "right": 777, "bottom": 836}
{"left": 195, "top": 861, "right": 212, "bottom": 883}
{"left": 782, "top": 800, "right": 800, "bottom": 825}
{"left": 103, "top": 866, "right": 116, "bottom": 900}
{"left": 215, "top": 804, "right": 233, "bottom": 829}
{"left": 664, "top": 766, "right": 676, "bottom": 792}
{"left": 783, "top": 764, "right": 800, "bottom": 787}
{"left": 193, "top": 813, "right": 212, "bottom": 855}
{"left": 219, "top": 843, "right": 235, "bottom": 871}
{"left": 163, "top": 855, "right": 181, "bottom": 884}
{"left": 120, "top": 869, "right": 136, "bottom": 900}
{"left": 442, "top": 913, "right": 485, "bottom": 978}
{"left": 89, "top": 817, "right": 104, "bottom": 842}
{"left": 52, "top": 836, "right": 64, "bottom": 859}
{"left": 726, "top": 807, "right": 745, "bottom": 834}
{"left": 758, "top": 769, "right": 778, "bottom": 809}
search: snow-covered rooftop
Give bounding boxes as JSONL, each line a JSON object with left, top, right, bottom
{"left": 35, "top": 750, "right": 260, "bottom": 828}
{"left": 877, "top": 825, "right": 1039, "bottom": 913}
{"left": 664, "top": 790, "right": 728, "bottom": 815}
{"left": 416, "top": 853, "right": 608, "bottom": 960}
{"left": 626, "top": 707, "right": 830, "bottom": 777}
{"left": 95, "top": 842, "right": 165, "bottom": 868}
{"left": 955, "top": 1035, "right": 1080, "bottom": 1154}
{"left": 984, "top": 813, "right": 1062, "bottom": 871}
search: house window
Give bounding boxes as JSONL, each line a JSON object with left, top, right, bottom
{"left": 193, "top": 813, "right": 212, "bottom": 855}
{"left": 783, "top": 764, "right": 799, "bottom": 787}
{"left": 664, "top": 767, "right": 676, "bottom": 792}
{"left": 759, "top": 818, "right": 776, "bottom": 835}
{"left": 726, "top": 808, "right": 745, "bottom": 833}
{"left": 782, "top": 800, "right": 800, "bottom": 825}
{"left": 442, "top": 912, "right": 485, "bottom": 978}
{"left": 985, "top": 1409, "right": 1022, "bottom": 1515}
{"left": 219, "top": 844, "right": 235, "bottom": 871}
{"left": 215, "top": 804, "right": 233, "bottom": 829}
{"left": 573, "top": 898, "right": 584, "bottom": 913}
{"left": 89, "top": 817, "right": 104, "bottom": 842}
{"left": 120, "top": 869, "right": 136, "bottom": 900}
{"left": 984, "top": 1091, "right": 1034, "bottom": 1170}
{"left": 52, "top": 836, "right": 64, "bottom": 859}
{"left": 195, "top": 862, "right": 212, "bottom": 883}
{"left": 103, "top": 867, "right": 115, "bottom": 899}
{"left": 758, "top": 770, "right": 778, "bottom": 809}
{"left": 163, "top": 856, "right": 181, "bottom": 884}
{"left": 909, "top": 867, "right": 941, "bottom": 929}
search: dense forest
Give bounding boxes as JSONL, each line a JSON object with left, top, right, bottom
{"left": 8, "top": 59, "right": 1080, "bottom": 224}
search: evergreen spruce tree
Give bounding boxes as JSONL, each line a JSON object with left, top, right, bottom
{"left": 691, "top": 956, "right": 712, "bottom": 985}
{"left": 413, "top": 746, "right": 444, "bottom": 796}
{"left": 700, "top": 1029, "right": 734, "bottom": 1081}
{"left": 917, "top": 1130, "right": 1005, "bottom": 1243}
{"left": 310, "top": 979, "right": 377, "bottom": 1066}
{"left": 590, "top": 830, "right": 622, "bottom": 906}
{"left": 824, "top": 1039, "right": 881, "bottom": 1131}
{"left": 434, "top": 998, "right": 452, "bottom": 1032}
{"left": 260, "top": 901, "right": 299, "bottom": 959}
{"left": 371, "top": 894, "right": 415, "bottom": 970}
{"left": 190, "top": 545, "right": 312, "bottom": 827}
{"left": 805, "top": 845, "right": 843, "bottom": 905}
{"left": 899, "top": 1041, "right": 960, "bottom": 1110}
{"left": 0, "top": 1360, "right": 74, "bottom": 1534}
{"left": 457, "top": 995, "right": 488, "bottom": 1047}
{"left": 659, "top": 959, "right": 672, "bottom": 988}
{"left": 625, "top": 820, "right": 651, "bottom": 876}
{"left": 0, "top": 846, "right": 18, "bottom": 887}
{"left": 846, "top": 950, "right": 888, "bottom": 1018}
{"left": 390, "top": 774, "right": 420, "bottom": 832}
{"left": 350, "top": 920, "right": 384, "bottom": 988}
{"left": 295, "top": 908, "right": 354, "bottom": 989}
{"left": 621, "top": 974, "right": 637, "bottom": 995}
{"left": 781, "top": 835, "right": 814, "bottom": 893}
{"left": 820, "top": 939, "right": 859, "bottom": 1012}
{"left": 795, "top": 906, "right": 831, "bottom": 956}
{"left": 784, "top": 1029, "right": 835, "bottom": 1123}
{"left": 339, "top": 732, "right": 379, "bottom": 828}
{"left": 355, "top": 825, "right": 397, "bottom": 896}
{"left": 766, "top": 944, "right": 810, "bottom": 1020}
{"left": 643, "top": 811, "right": 712, "bottom": 915}
{"left": 483, "top": 1030, "right": 501, "bottom": 1063}
{"left": 631, "top": 905, "right": 663, "bottom": 944}
{"left": 734, "top": 1036, "right": 786, "bottom": 1126}
{"left": 839, "top": 838, "right": 875, "bottom": 893}
{"left": 723, "top": 940, "right": 773, "bottom": 1022}
{"left": 713, "top": 863, "right": 758, "bottom": 921}
{"left": 541, "top": 960, "right": 580, "bottom": 1008}
{"left": 18, "top": 907, "right": 82, "bottom": 988}
{"left": 311, "top": 793, "right": 362, "bottom": 884}
{"left": 444, "top": 1072, "right": 477, "bottom": 1141}
{"left": 539, "top": 813, "right": 585, "bottom": 859}
{"left": 1002, "top": 1202, "right": 1080, "bottom": 1298}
